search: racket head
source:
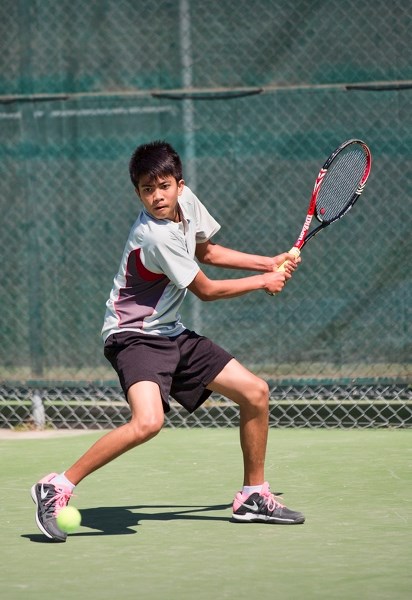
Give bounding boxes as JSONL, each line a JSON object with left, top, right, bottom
{"left": 314, "top": 139, "right": 372, "bottom": 225}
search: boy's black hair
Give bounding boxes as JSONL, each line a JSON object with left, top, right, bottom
{"left": 129, "top": 140, "right": 183, "bottom": 188}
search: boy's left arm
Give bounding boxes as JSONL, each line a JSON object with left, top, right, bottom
{"left": 195, "top": 240, "right": 299, "bottom": 273}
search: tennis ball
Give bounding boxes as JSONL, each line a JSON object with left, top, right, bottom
{"left": 56, "top": 506, "right": 82, "bottom": 533}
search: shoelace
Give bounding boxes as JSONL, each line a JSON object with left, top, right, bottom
{"left": 261, "top": 489, "right": 285, "bottom": 511}
{"left": 45, "top": 485, "right": 74, "bottom": 516}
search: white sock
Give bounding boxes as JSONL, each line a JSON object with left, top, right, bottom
{"left": 51, "top": 472, "right": 76, "bottom": 492}
{"left": 242, "top": 484, "right": 263, "bottom": 497}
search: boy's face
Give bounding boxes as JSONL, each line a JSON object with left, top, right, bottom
{"left": 136, "top": 175, "right": 184, "bottom": 222}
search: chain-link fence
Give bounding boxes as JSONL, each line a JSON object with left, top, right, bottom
{"left": 1, "top": 0, "right": 411, "bottom": 430}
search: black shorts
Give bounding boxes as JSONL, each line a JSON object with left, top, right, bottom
{"left": 104, "top": 329, "right": 233, "bottom": 414}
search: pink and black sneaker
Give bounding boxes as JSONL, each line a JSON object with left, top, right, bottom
{"left": 232, "top": 482, "right": 305, "bottom": 524}
{"left": 30, "top": 473, "right": 73, "bottom": 542}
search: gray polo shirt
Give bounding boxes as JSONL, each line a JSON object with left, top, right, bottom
{"left": 102, "top": 186, "right": 220, "bottom": 340}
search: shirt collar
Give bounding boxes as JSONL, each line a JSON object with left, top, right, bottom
{"left": 142, "top": 202, "right": 191, "bottom": 227}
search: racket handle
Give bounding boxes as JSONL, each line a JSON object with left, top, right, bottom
{"left": 276, "top": 247, "right": 301, "bottom": 272}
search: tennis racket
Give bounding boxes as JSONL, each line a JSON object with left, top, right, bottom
{"left": 277, "top": 138, "right": 372, "bottom": 272}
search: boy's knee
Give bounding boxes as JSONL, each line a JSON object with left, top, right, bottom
{"left": 248, "top": 378, "right": 269, "bottom": 409}
{"left": 129, "top": 413, "right": 164, "bottom": 444}
{"left": 257, "top": 378, "right": 270, "bottom": 403}
{"left": 143, "top": 414, "right": 164, "bottom": 439}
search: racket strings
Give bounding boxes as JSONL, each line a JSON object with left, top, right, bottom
{"left": 316, "top": 147, "right": 367, "bottom": 222}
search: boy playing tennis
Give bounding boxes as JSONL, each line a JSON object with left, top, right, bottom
{"left": 31, "top": 140, "right": 305, "bottom": 541}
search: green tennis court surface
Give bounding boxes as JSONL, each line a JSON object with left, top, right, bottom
{"left": 1, "top": 429, "right": 411, "bottom": 599}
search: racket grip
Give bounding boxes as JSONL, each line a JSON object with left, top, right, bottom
{"left": 276, "top": 247, "right": 301, "bottom": 272}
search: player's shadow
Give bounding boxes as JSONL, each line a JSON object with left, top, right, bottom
{"left": 22, "top": 503, "right": 232, "bottom": 542}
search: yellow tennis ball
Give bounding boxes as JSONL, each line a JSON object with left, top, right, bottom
{"left": 56, "top": 506, "right": 82, "bottom": 533}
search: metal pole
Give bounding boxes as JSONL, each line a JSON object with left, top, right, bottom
{"left": 179, "top": 0, "right": 202, "bottom": 332}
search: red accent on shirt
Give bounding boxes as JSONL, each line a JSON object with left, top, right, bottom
{"left": 134, "top": 248, "right": 166, "bottom": 281}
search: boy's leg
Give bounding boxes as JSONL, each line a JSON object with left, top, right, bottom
{"left": 207, "top": 358, "right": 269, "bottom": 486}
{"left": 207, "top": 359, "right": 305, "bottom": 525}
{"left": 65, "top": 381, "right": 165, "bottom": 485}
{"left": 31, "top": 381, "right": 164, "bottom": 541}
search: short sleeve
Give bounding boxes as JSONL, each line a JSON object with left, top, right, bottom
{"left": 188, "top": 190, "right": 221, "bottom": 242}
{"left": 142, "top": 236, "right": 200, "bottom": 289}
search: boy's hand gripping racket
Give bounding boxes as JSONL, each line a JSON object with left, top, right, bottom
{"left": 277, "top": 139, "right": 372, "bottom": 272}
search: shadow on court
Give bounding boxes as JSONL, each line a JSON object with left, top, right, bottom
{"left": 22, "top": 503, "right": 232, "bottom": 542}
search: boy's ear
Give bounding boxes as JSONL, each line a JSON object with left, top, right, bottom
{"left": 178, "top": 179, "right": 185, "bottom": 195}
{"left": 134, "top": 187, "right": 141, "bottom": 199}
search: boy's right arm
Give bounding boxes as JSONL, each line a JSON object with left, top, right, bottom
{"left": 187, "top": 268, "right": 289, "bottom": 301}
